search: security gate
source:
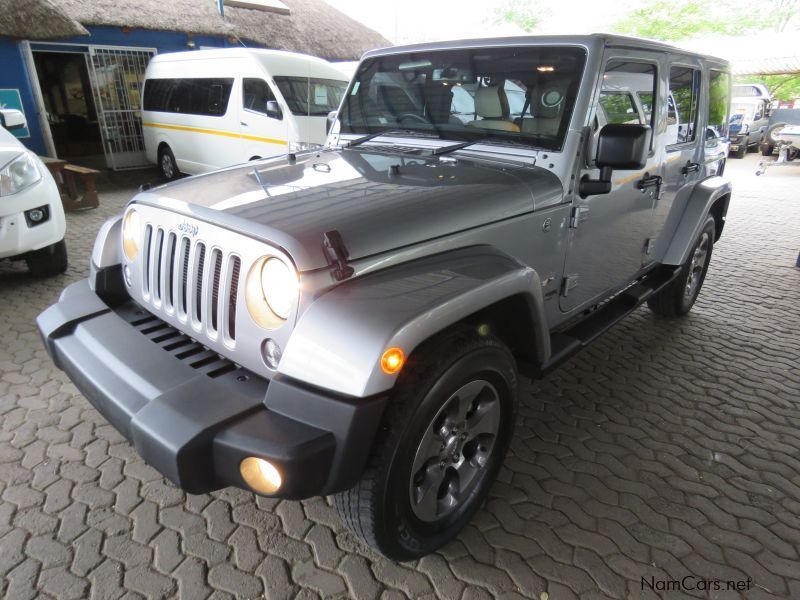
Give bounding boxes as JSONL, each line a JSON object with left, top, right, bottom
{"left": 87, "top": 46, "right": 155, "bottom": 170}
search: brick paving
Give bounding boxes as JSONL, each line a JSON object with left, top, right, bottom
{"left": 1, "top": 154, "right": 799, "bottom": 599}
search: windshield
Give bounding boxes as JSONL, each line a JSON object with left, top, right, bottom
{"left": 339, "top": 46, "right": 587, "bottom": 151}
{"left": 731, "top": 102, "right": 756, "bottom": 120}
{"left": 273, "top": 77, "right": 347, "bottom": 116}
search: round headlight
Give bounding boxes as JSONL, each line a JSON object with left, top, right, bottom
{"left": 261, "top": 258, "right": 298, "bottom": 320}
{"left": 245, "top": 256, "right": 298, "bottom": 329}
{"left": 122, "top": 209, "right": 141, "bottom": 261}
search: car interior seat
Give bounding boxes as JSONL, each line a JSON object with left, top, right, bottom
{"left": 519, "top": 83, "right": 567, "bottom": 137}
{"left": 466, "top": 85, "right": 520, "bottom": 132}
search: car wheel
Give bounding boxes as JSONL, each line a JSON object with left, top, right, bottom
{"left": 647, "top": 216, "right": 715, "bottom": 318}
{"left": 158, "top": 146, "right": 180, "bottom": 181}
{"left": 761, "top": 144, "right": 774, "bottom": 157}
{"left": 333, "top": 327, "right": 517, "bottom": 561}
{"left": 26, "top": 240, "right": 68, "bottom": 277}
{"left": 733, "top": 145, "right": 746, "bottom": 159}
{"left": 765, "top": 122, "right": 786, "bottom": 146}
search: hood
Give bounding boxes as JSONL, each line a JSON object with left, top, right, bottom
{"left": 0, "top": 127, "right": 26, "bottom": 166}
{"left": 141, "top": 148, "right": 562, "bottom": 272}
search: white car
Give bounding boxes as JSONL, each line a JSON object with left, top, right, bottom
{"left": 0, "top": 109, "right": 67, "bottom": 276}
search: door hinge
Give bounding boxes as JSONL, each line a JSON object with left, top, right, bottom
{"left": 561, "top": 274, "right": 579, "bottom": 297}
{"left": 645, "top": 238, "right": 656, "bottom": 255}
{"left": 570, "top": 205, "right": 589, "bottom": 229}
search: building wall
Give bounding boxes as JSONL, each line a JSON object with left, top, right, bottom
{"left": 0, "top": 26, "right": 259, "bottom": 157}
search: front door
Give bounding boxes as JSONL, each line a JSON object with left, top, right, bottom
{"left": 239, "top": 78, "right": 288, "bottom": 161}
{"left": 560, "top": 54, "right": 662, "bottom": 312}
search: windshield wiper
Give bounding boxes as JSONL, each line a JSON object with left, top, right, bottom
{"left": 432, "top": 135, "right": 535, "bottom": 156}
{"left": 344, "top": 128, "right": 438, "bottom": 148}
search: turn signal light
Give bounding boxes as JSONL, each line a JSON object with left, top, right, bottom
{"left": 240, "top": 457, "right": 282, "bottom": 494}
{"left": 381, "top": 347, "right": 405, "bottom": 374}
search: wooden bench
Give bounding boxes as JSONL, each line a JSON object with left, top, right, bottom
{"left": 62, "top": 164, "right": 100, "bottom": 211}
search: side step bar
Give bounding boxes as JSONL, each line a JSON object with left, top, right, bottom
{"left": 538, "top": 265, "right": 682, "bottom": 374}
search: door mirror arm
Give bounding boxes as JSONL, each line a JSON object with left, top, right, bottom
{"left": 579, "top": 166, "right": 613, "bottom": 198}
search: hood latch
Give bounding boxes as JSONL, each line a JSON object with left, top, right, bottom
{"left": 323, "top": 230, "right": 354, "bottom": 281}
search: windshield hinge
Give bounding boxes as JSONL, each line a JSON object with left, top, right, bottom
{"left": 322, "top": 230, "right": 354, "bottom": 282}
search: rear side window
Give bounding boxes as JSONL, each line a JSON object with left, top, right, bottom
{"left": 667, "top": 67, "right": 700, "bottom": 145}
{"left": 708, "top": 70, "right": 730, "bottom": 139}
{"left": 242, "top": 78, "right": 277, "bottom": 116}
{"left": 143, "top": 78, "right": 234, "bottom": 116}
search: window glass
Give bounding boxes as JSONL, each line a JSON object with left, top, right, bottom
{"left": 707, "top": 70, "right": 730, "bottom": 139}
{"left": 340, "top": 47, "right": 587, "bottom": 151}
{"left": 599, "top": 93, "right": 641, "bottom": 124}
{"left": 273, "top": 77, "right": 347, "bottom": 116}
{"left": 668, "top": 67, "right": 700, "bottom": 145}
{"left": 143, "top": 78, "right": 233, "bottom": 116}
{"left": 243, "top": 78, "right": 278, "bottom": 116}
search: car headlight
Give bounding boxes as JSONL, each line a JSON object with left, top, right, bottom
{"left": 122, "top": 209, "right": 141, "bottom": 261}
{"left": 246, "top": 256, "right": 298, "bottom": 328}
{"left": 0, "top": 153, "right": 41, "bottom": 197}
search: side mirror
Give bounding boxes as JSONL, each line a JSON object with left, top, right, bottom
{"left": 580, "top": 124, "right": 650, "bottom": 198}
{"left": 266, "top": 100, "right": 282, "bottom": 120}
{"left": 326, "top": 110, "right": 338, "bottom": 134}
{"left": 0, "top": 108, "right": 27, "bottom": 131}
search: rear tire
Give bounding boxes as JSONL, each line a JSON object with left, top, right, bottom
{"left": 732, "top": 145, "right": 746, "bottom": 159}
{"left": 158, "top": 145, "right": 180, "bottom": 181}
{"left": 761, "top": 144, "right": 774, "bottom": 157}
{"left": 765, "top": 122, "right": 786, "bottom": 146}
{"left": 647, "top": 216, "right": 715, "bottom": 318}
{"left": 26, "top": 239, "right": 68, "bottom": 277}
{"left": 333, "top": 327, "right": 517, "bottom": 561}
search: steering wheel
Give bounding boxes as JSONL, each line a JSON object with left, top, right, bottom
{"left": 397, "top": 113, "right": 429, "bottom": 124}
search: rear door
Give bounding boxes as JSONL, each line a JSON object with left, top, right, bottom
{"left": 560, "top": 52, "right": 662, "bottom": 312}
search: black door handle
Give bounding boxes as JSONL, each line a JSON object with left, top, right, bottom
{"left": 681, "top": 161, "right": 700, "bottom": 175}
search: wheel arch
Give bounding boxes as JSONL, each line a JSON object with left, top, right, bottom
{"left": 278, "top": 246, "right": 551, "bottom": 398}
{"left": 662, "top": 177, "right": 731, "bottom": 265}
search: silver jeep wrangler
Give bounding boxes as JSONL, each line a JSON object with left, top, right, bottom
{"left": 38, "top": 35, "right": 732, "bottom": 560}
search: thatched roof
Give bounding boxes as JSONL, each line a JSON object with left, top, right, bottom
{"left": 34, "top": 0, "right": 389, "bottom": 60}
{"left": 0, "top": 0, "right": 88, "bottom": 40}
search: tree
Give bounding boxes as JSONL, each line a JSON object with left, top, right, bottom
{"left": 612, "top": 0, "right": 749, "bottom": 40}
{"left": 493, "top": 0, "right": 550, "bottom": 33}
{"left": 768, "top": 0, "right": 800, "bottom": 31}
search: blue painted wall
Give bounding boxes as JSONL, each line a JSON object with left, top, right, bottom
{"left": 0, "top": 26, "right": 262, "bottom": 156}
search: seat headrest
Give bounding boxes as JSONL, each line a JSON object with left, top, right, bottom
{"left": 474, "top": 86, "right": 509, "bottom": 119}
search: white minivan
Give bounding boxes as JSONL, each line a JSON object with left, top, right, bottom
{"left": 141, "top": 49, "right": 349, "bottom": 179}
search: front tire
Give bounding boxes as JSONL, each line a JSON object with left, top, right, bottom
{"left": 158, "top": 145, "right": 180, "bottom": 181}
{"left": 732, "top": 144, "right": 746, "bottom": 159}
{"left": 333, "top": 327, "right": 517, "bottom": 561}
{"left": 26, "top": 239, "right": 68, "bottom": 277}
{"left": 647, "top": 216, "right": 715, "bottom": 318}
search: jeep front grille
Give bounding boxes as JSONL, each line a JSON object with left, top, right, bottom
{"left": 142, "top": 224, "right": 240, "bottom": 344}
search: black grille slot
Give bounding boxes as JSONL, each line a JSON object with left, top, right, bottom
{"left": 210, "top": 250, "right": 223, "bottom": 332}
{"left": 154, "top": 228, "right": 164, "bottom": 301}
{"left": 166, "top": 233, "right": 177, "bottom": 309}
{"left": 180, "top": 238, "right": 190, "bottom": 314}
{"left": 228, "top": 256, "right": 240, "bottom": 341}
{"left": 143, "top": 225, "right": 153, "bottom": 294}
{"left": 194, "top": 243, "right": 206, "bottom": 320}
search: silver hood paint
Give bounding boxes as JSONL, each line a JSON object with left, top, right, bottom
{"left": 136, "top": 148, "right": 563, "bottom": 272}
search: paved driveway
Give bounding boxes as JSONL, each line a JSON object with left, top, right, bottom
{"left": 1, "top": 154, "right": 799, "bottom": 599}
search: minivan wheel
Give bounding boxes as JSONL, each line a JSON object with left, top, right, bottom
{"left": 158, "top": 146, "right": 180, "bottom": 180}
{"left": 647, "top": 215, "right": 715, "bottom": 318}
{"left": 332, "top": 327, "right": 517, "bottom": 561}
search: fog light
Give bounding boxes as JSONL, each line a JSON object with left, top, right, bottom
{"left": 381, "top": 347, "right": 405, "bottom": 374}
{"left": 28, "top": 208, "right": 45, "bottom": 222}
{"left": 240, "top": 457, "right": 282, "bottom": 494}
{"left": 262, "top": 338, "right": 282, "bottom": 370}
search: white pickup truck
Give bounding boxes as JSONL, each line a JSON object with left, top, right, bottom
{"left": 0, "top": 109, "right": 67, "bottom": 276}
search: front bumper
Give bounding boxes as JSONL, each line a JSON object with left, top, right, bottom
{"left": 37, "top": 278, "right": 387, "bottom": 498}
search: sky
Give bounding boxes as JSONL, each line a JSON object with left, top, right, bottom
{"left": 324, "top": 0, "right": 635, "bottom": 45}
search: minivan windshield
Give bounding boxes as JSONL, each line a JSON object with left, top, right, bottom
{"left": 273, "top": 77, "right": 347, "bottom": 116}
{"left": 339, "top": 46, "right": 587, "bottom": 151}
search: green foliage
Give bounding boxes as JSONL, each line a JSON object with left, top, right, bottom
{"left": 612, "top": 0, "right": 749, "bottom": 40}
{"left": 736, "top": 74, "right": 800, "bottom": 101}
{"left": 494, "top": 0, "right": 549, "bottom": 33}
